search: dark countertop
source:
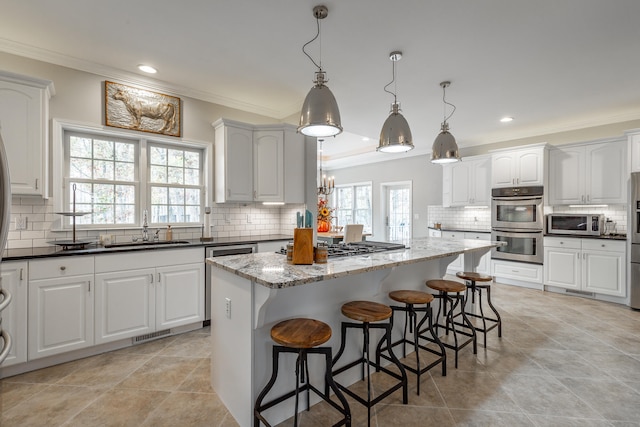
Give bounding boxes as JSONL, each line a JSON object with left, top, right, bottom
{"left": 428, "top": 227, "right": 491, "bottom": 233}
{"left": 1, "top": 234, "right": 293, "bottom": 261}
{"left": 544, "top": 233, "right": 627, "bottom": 241}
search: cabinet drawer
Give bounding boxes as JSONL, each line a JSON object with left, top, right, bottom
{"left": 464, "top": 232, "right": 490, "bottom": 241}
{"left": 544, "top": 237, "right": 581, "bottom": 249}
{"left": 581, "top": 239, "right": 625, "bottom": 253}
{"left": 29, "top": 256, "right": 94, "bottom": 280}
{"left": 492, "top": 260, "right": 543, "bottom": 283}
{"left": 442, "top": 231, "right": 463, "bottom": 240}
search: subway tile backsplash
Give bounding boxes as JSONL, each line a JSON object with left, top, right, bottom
{"left": 6, "top": 197, "right": 304, "bottom": 249}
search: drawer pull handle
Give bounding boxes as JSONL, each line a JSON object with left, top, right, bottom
{"left": 512, "top": 270, "right": 519, "bottom": 273}
{"left": 60, "top": 266, "right": 66, "bottom": 271}
{"left": 150, "top": 274, "right": 154, "bottom": 283}
{"left": 601, "top": 244, "right": 605, "bottom": 247}
{"left": 20, "top": 268, "right": 24, "bottom": 281}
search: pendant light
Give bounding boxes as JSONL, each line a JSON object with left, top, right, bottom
{"left": 298, "top": 5, "right": 342, "bottom": 138}
{"left": 377, "top": 51, "right": 414, "bottom": 153}
{"left": 431, "top": 81, "right": 461, "bottom": 163}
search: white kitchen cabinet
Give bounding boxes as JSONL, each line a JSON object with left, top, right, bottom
{"left": 0, "top": 71, "right": 54, "bottom": 197}
{"left": 445, "top": 155, "right": 490, "bottom": 207}
{"left": 28, "top": 256, "right": 94, "bottom": 360}
{"left": 428, "top": 228, "right": 442, "bottom": 238}
{"left": 548, "top": 139, "right": 627, "bottom": 205}
{"left": 439, "top": 231, "right": 491, "bottom": 275}
{"left": 214, "top": 120, "right": 254, "bottom": 202}
{"left": 94, "top": 268, "right": 156, "bottom": 344}
{"left": 491, "top": 259, "right": 543, "bottom": 286}
{"left": 628, "top": 130, "right": 640, "bottom": 172}
{"left": 94, "top": 248, "right": 204, "bottom": 344}
{"left": 490, "top": 145, "right": 546, "bottom": 188}
{"left": 213, "top": 119, "right": 305, "bottom": 203}
{"left": 544, "top": 237, "right": 626, "bottom": 297}
{"left": 0, "top": 261, "right": 28, "bottom": 367}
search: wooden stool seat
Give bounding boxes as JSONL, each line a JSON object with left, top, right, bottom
{"left": 341, "top": 300, "right": 392, "bottom": 323}
{"left": 389, "top": 290, "right": 434, "bottom": 305}
{"left": 455, "top": 271, "right": 492, "bottom": 282}
{"left": 426, "top": 279, "right": 466, "bottom": 293}
{"left": 270, "top": 318, "right": 332, "bottom": 349}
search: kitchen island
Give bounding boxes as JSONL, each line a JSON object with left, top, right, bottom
{"left": 207, "top": 236, "right": 499, "bottom": 426}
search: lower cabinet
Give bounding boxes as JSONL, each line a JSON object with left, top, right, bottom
{"left": 28, "top": 256, "right": 94, "bottom": 360}
{"left": 95, "top": 248, "right": 204, "bottom": 345}
{"left": 440, "top": 231, "right": 491, "bottom": 275}
{"left": 544, "top": 237, "right": 626, "bottom": 297}
{"left": 0, "top": 261, "right": 28, "bottom": 367}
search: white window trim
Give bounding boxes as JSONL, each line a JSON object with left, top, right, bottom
{"left": 332, "top": 181, "right": 373, "bottom": 232}
{"left": 52, "top": 118, "right": 212, "bottom": 231}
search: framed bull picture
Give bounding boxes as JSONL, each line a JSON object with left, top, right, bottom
{"left": 105, "top": 81, "right": 181, "bottom": 137}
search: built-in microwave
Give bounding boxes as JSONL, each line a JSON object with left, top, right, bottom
{"left": 546, "top": 214, "right": 604, "bottom": 236}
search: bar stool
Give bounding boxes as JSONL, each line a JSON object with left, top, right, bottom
{"left": 375, "top": 290, "right": 446, "bottom": 395}
{"left": 254, "top": 318, "right": 351, "bottom": 427}
{"left": 426, "top": 279, "right": 477, "bottom": 368}
{"left": 332, "top": 300, "right": 408, "bottom": 427}
{"left": 456, "top": 271, "right": 502, "bottom": 348}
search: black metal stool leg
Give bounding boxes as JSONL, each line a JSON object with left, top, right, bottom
{"left": 485, "top": 285, "right": 502, "bottom": 337}
{"left": 254, "top": 346, "right": 282, "bottom": 427}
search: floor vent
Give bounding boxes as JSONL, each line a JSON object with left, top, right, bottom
{"left": 565, "top": 289, "right": 595, "bottom": 297}
{"left": 133, "top": 329, "right": 171, "bottom": 344}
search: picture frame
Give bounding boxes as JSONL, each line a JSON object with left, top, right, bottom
{"left": 104, "top": 81, "right": 181, "bottom": 137}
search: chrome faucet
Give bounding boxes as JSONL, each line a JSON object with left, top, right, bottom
{"left": 142, "top": 209, "right": 149, "bottom": 241}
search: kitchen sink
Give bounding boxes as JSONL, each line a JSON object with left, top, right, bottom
{"left": 103, "top": 240, "right": 191, "bottom": 248}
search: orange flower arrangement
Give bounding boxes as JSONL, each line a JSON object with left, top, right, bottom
{"left": 317, "top": 198, "right": 334, "bottom": 232}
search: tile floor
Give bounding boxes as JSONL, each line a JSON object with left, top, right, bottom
{"left": 2, "top": 282, "right": 640, "bottom": 426}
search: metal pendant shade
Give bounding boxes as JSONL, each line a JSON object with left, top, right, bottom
{"left": 431, "top": 122, "right": 460, "bottom": 163}
{"left": 297, "top": 5, "right": 343, "bottom": 138}
{"left": 377, "top": 51, "right": 414, "bottom": 153}
{"left": 378, "top": 103, "right": 414, "bottom": 153}
{"left": 298, "top": 72, "right": 342, "bottom": 137}
{"left": 431, "top": 81, "right": 461, "bottom": 164}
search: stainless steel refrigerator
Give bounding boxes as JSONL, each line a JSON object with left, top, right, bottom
{"left": 0, "top": 133, "right": 12, "bottom": 363}
{"left": 630, "top": 172, "right": 640, "bottom": 310}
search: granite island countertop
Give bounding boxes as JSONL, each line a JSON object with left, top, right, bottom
{"left": 207, "top": 236, "right": 499, "bottom": 289}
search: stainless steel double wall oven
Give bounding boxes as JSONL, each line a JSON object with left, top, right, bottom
{"left": 491, "top": 186, "right": 544, "bottom": 264}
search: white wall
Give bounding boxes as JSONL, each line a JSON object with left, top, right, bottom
{"left": 328, "top": 154, "right": 442, "bottom": 240}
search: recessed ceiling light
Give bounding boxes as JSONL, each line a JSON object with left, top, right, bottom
{"left": 138, "top": 65, "right": 157, "bottom": 74}
{"left": 500, "top": 117, "right": 513, "bottom": 123}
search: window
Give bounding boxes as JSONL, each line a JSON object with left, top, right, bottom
{"left": 333, "top": 182, "right": 372, "bottom": 233}
{"left": 66, "top": 132, "right": 137, "bottom": 225}
{"left": 148, "top": 143, "right": 202, "bottom": 223}
{"left": 58, "top": 123, "right": 206, "bottom": 229}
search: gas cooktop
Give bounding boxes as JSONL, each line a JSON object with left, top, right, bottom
{"left": 277, "top": 241, "right": 406, "bottom": 258}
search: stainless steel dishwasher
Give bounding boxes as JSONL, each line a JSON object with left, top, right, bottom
{"left": 204, "top": 244, "right": 257, "bottom": 324}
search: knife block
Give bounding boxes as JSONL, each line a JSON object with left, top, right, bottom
{"left": 292, "top": 228, "right": 314, "bottom": 265}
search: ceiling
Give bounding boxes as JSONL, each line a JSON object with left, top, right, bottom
{"left": 2, "top": 1, "right": 640, "bottom": 168}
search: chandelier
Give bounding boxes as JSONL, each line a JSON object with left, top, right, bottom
{"left": 317, "top": 139, "right": 334, "bottom": 196}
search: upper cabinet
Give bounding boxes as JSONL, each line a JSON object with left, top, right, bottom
{"left": 628, "top": 129, "right": 640, "bottom": 172}
{"left": 213, "top": 119, "right": 306, "bottom": 204}
{"left": 443, "top": 155, "right": 491, "bottom": 207}
{"left": 548, "top": 138, "right": 627, "bottom": 205}
{"left": 0, "top": 71, "right": 54, "bottom": 197}
{"left": 491, "top": 145, "right": 546, "bottom": 188}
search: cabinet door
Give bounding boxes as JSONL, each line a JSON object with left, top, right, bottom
{"left": 491, "top": 152, "right": 515, "bottom": 187}
{"left": 156, "top": 263, "right": 204, "bottom": 330}
{"left": 0, "top": 261, "right": 28, "bottom": 367}
{"left": 95, "top": 269, "right": 155, "bottom": 344}
{"left": 222, "top": 126, "right": 254, "bottom": 202}
{"left": 630, "top": 133, "right": 640, "bottom": 173}
{"left": 253, "top": 130, "right": 284, "bottom": 202}
{"left": 0, "top": 80, "right": 47, "bottom": 196}
{"left": 582, "top": 250, "right": 626, "bottom": 297}
{"left": 548, "top": 146, "right": 585, "bottom": 205}
{"left": 586, "top": 140, "right": 626, "bottom": 204}
{"left": 450, "top": 162, "right": 471, "bottom": 206}
{"left": 28, "top": 274, "right": 94, "bottom": 359}
{"left": 515, "top": 148, "right": 544, "bottom": 186}
{"left": 544, "top": 247, "right": 581, "bottom": 290}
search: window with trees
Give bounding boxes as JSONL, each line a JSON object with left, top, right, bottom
{"left": 333, "top": 182, "right": 372, "bottom": 233}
